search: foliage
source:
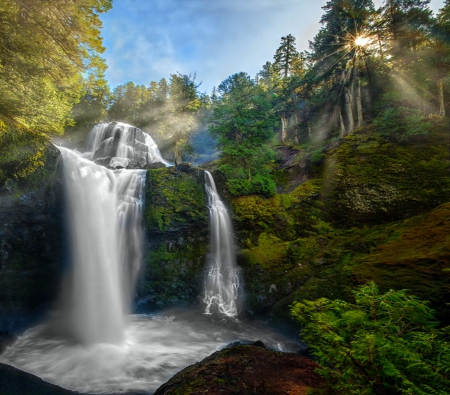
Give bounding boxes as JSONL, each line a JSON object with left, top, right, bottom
{"left": 0, "top": 0, "right": 111, "bottom": 134}
{"left": 273, "top": 34, "right": 303, "bottom": 78}
{"left": 105, "top": 74, "right": 207, "bottom": 164}
{"left": 291, "top": 282, "right": 450, "bottom": 395}
{"left": 209, "top": 72, "right": 277, "bottom": 197}
{"left": 0, "top": 115, "right": 49, "bottom": 184}
{"left": 373, "top": 92, "right": 431, "bottom": 141}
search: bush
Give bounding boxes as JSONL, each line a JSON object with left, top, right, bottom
{"left": 219, "top": 164, "right": 277, "bottom": 197}
{"left": 291, "top": 282, "right": 450, "bottom": 395}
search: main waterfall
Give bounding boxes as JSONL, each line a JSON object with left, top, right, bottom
{"left": 203, "top": 171, "right": 241, "bottom": 317}
{"left": 58, "top": 147, "right": 145, "bottom": 345}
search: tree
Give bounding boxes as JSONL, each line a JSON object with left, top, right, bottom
{"left": 307, "top": 0, "right": 376, "bottom": 135}
{"left": 209, "top": 72, "right": 277, "bottom": 197}
{"left": 429, "top": 1, "right": 450, "bottom": 115}
{"left": 381, "top": 0, "right": 433, "bottom": 69}
{"left": 165, "top": 73, "right": 202, "bottom": 165}
{"left": 274, "top": 34, "right": 301, "bottom": 78}
{"left": 71, "top": 56, "right": 110, "bottom": 129}
{"left": 0, "top": 0, "right": 112, "bottom": 134}
{"left": 291, "top": 282, "right": 450, "bottom": 395}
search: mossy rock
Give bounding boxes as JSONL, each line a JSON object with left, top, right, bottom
{"left": 144, "top": 167, "right": 208, "bottom": 233}
{"left": 322, "top": 125, "right": 450, "bottom": 226}
{"left": 140, "top": 167, "right": 209, "bottom": 309}
{"left": 232, "top": 179, "right": 324, "bottom": 244}
{"left": 139, "top": 238, "right": 208, "bottom": 309}
{"left": 154, "top": 344, "right": 323, "bottom": 395}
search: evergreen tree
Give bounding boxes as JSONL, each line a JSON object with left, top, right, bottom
{"left": 209, "top": 72, "right": 277, "bottom": 197}
{"left": 273, "top": 34, "right": 301, "bottom": 78}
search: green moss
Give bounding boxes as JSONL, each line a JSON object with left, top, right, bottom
{"left": 322, "top": 126, "right": 450, "bottom": 226}
{"left": 139, "top": 238, "right": 208, "bottom": 308}
{"left": 232, "top": 179, "right": 324, "bottom": 243}
{"left": 144, "top": 167, "right": 208, "bottom": 232}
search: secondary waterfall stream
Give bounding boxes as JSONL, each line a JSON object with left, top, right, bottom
{"left": 0, "top": 122, "right": 297, "bottom": 394}
{"left": 203, "top": 171, "right": 240, "bottom": 317}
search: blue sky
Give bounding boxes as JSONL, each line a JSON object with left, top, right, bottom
{"left": 100, "top": 0, "right": 445, "bottom": 94}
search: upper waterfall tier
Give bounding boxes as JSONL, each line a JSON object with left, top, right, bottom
{"left": 85, "top": 122, "right": 170, "bottom": 169}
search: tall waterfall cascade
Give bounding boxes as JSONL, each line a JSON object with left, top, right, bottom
{"left": 58, "top": 147, "right": 146, "bottom": 345}
{"left": 203, "top": 171, "right": 241, "bottom": 317}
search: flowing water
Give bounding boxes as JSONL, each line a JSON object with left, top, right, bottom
{"left": 203, "top": 171, "right": 241, "bottom": 317}
{"left": 0, "top": 123, "right": 297, "bottom": 394}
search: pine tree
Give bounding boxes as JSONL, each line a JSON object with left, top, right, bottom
{"left": 273, "top": 34, "right": 301, "bottom": 78}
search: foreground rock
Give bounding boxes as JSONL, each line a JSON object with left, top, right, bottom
{"left": 154, "top": 344, "right": 323, "bottom": 395}
{"left": 0, "top": 363, "right": 83, "bottom": 395}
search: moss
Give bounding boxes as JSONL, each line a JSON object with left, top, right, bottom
{"left": 322, "top": 126, "right": 450, "bottom": 226}
{"left": 140, "top": 238, "right": 208, "bottom": 308}
{"left": 348, "top": 203, "right": 450, "bottom": 314}
{"left": 144, "top": 167, "right": 208, "bottom": 232}
{"left": 232, "top": 179, "right": 324, "bottom": 243}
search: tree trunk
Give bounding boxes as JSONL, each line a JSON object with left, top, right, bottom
{"left": 356, "top": 77, "right": 363, "bottom": 128}
{"left": 280, "top": 115, "right": 288, "bottom": 142}
{"left": 345, "top": 87, "right": 355, "bottom": 134}
{"left": 307, "top": 123, "right": 312, "bottom": 138}
{"left": 339, "top": 110, "right": 346, "bottom": 138}
{"left": 437, "top": 77, "right": 445, "bottom": 116}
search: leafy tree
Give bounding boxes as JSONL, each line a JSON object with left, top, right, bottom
{"left": 291, "top": 282, "right": 450, "bottom": 395}
{"left": 209, "top": 72, "right": 277, "bottom": 197}
{"left": 0, "top": 0, "right": 112, "bottom": 134}
{"left": 429, "top": 1, "right": 450, "bottom": 115}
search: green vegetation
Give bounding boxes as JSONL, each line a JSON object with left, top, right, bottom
{"left": 0, "top": 0, "right": 111, "bottom": 135}
{"left": 292, "top": 282, "right": 450, "bottom": 395}
{"left": 209, "top": 72, "right": 277, "bottom": 197}
{"left": 144, "top": 167, "right": 207, "bottom": 232}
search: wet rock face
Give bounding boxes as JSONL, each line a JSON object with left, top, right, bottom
{"left": 138, "top": 167, "right": 209, "bottom": 310}
{"left": 0, "top": 145, "right": 64, "bottom": 333}
{"left": 154, "top": 344, "right": 324, "bottom": 395}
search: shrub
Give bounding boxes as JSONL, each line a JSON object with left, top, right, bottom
{"left": 291, "top": 282, "right": 450, "bottom": 395}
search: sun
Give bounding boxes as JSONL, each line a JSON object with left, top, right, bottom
{"left": 355, "top": 35, "right": 370, "bottom": 47}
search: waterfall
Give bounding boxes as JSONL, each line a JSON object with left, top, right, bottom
{"left": 85, "top": 121, "right": 170, "bottom": 168}
{"left": 56, "top": 122, "right": 158, "bottom": 345}
{"left": 58, "top": 147, "right": 146, "bottom": 345}
{"left": 203, "top": 171, "right": 240, "bottom": 317}
{"left": 0, "top": 124, "right": 297, "bottom": 394}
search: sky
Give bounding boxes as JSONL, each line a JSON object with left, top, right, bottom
{"left": 100, "top": 0, "right": 445, "bottom": 94}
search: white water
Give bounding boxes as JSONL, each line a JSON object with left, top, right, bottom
{"left": 85, "top": 122, "right": 170, "bottom": 168}
{"left": 56, "top": 147, "right": 147, "bottom": 345}
{"left": 203, "top": 171, "right": 241, "bottom": 317}
{"left": 0, "top": 312, "right": 298, "bottom": 393}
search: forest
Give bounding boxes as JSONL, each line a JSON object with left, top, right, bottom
{"left": 1, "top": 0, "right": 450, "bottom": 394}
